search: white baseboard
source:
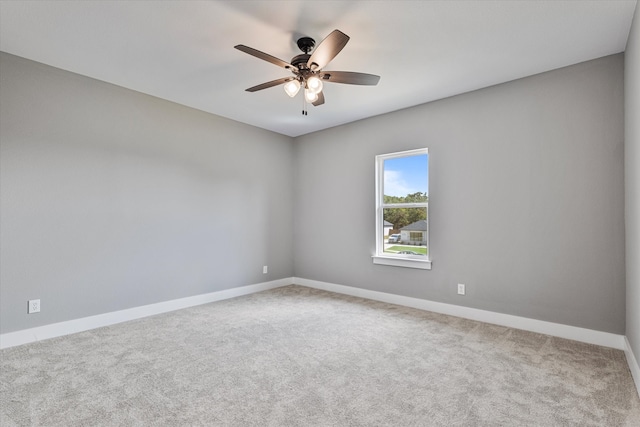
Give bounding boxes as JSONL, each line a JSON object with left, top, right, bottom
{"left": 2, "top": 277, "right": 623, "bottom": 351}
{"left": 0, "top": 278, "right": 293, "bottom": 349}
{"left": 625, "top": 337, "right": 640, "bottom": 398}
{"left": 293, "top": 277, "right": 627, "bottom": 351}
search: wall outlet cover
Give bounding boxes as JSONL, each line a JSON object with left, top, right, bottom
{"left": 457, "top": 284, "right": 466, "bottom": 296}
{"left": 28, "top": 299, "right": 41, "bottom": 314}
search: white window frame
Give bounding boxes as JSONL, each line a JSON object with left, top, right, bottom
{"left": 373, "top": 148, "right": 431, "bottom": 270}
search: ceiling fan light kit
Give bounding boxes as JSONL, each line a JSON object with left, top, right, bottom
{"left": 234, "top": 29, "right": 380, "bottom": 115}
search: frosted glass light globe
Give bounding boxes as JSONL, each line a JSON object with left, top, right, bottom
{"left": 304, "top": 88, "right": 318, "bottom": 103}
{"left": 283, "top": 80, "right": 301, "bottom": 97}
{"left": 306, "top": 76, "right": 323, "bottom": 94}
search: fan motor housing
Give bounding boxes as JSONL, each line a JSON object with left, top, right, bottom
{"left": 291, "top": 54, "right": 311, "bottom": 69}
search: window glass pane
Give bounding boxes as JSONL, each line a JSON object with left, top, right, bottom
{"left": 383, "top": 207, "right": 428, "bottom": 256}
{"left": 383, "top": 154, "right": 428, "bottom": 203}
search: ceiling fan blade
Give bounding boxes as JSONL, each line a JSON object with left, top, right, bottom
{"left": 307, "top": 29, "right": 350, "bottom": 70}
{"left": 245, "top": 77, "right": 294, "bottom": 92}
{"left": 234, "top": 45, "right": 294, "bottom": 70}
{"left": 312, "top": 91, "right": 325, "bottom": 106}
{"left": 321, "top": 71, "right": 380, "bottom": 85}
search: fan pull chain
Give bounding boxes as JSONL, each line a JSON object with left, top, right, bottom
{"left": 302, "top": 93, "right": 308, "bottom": 116}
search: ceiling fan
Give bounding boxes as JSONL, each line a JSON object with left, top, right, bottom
{"left": 234, "top": 29, "right": 380, "bottom": 114}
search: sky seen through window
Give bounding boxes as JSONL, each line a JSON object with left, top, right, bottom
{"left": 383, "top": 154, "right": 428, "bottom": 198}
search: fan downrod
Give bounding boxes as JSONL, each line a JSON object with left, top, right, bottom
{"left": 296, "top": 37, "right": 315, "bottom": 54}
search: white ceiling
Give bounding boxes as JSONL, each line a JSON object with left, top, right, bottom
{"left": 0, "top": 1, "right": 637, "bottom": 137}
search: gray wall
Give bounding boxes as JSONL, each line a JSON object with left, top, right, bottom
{"left": 626, "top": 5, "right": 640, "bottom": 362}
{"left": 0, "top": 50, "right": 628, "bottom": 338}
{"left": 0, "top": 53, "right": 294, "bottom": 334}
{"left": 294, "top": 54, "right": 625, "bottom": 334}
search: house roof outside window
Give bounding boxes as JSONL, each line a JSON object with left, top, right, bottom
{"left": 401, "top": 220, "right": 428, "bottom": 231}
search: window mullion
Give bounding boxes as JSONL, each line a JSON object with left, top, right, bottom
{"left": 382, "top": 203, "right": 428, "bottom": 209}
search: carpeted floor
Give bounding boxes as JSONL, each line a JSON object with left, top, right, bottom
{"left": 1, "top": 285, "right": 639, "bottom": 426}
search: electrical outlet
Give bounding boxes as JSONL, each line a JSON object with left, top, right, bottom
{"left": 28, "top": 299, "right": 40, "bottom": 314}
{"left": 457, "top": 284, "right": 466, "bottom": 296}
{"left": 263, "top": 265, "right": 268, "bottom": 274}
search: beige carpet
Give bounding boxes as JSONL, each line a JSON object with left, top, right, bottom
{"left": 1, "top": 285, "right": 639, "bottom": 426}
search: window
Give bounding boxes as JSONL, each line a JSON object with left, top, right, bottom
{"left": 373, "top": 148, "right": 431, "bottom": 269}
{"left": 409, "top": 232, "right": 423, "bottom": 241}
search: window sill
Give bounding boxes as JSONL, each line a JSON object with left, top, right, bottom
{"left": 372, "top": 255, "right": 432, "bottom": 270}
